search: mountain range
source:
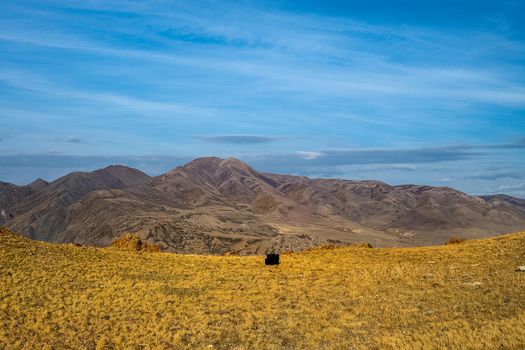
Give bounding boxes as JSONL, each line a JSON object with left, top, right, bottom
{"left": 1, "top": 156, "right": 525, "bottom": 254}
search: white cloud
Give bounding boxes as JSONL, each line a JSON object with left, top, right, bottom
{"left": 498, "top": 183, "right": 525, "bottom": 191}
{"left": 296, "top": 151, "right": 324, "bottom": 160}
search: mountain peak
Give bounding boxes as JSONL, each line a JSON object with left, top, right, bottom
{"left": 183, "top": 156, "right": 223, "bottom": 167}
{"left": 27, "top": 178, "right": 49, "bottom": 192}
{"left": 180, "top": 156, "right": 252, "bottom": 173}
{"left": 220, "top": 157, "right": 247, "bottom": 167}
{"left": 95, "top": 165, "right": 151, "bottom": 187}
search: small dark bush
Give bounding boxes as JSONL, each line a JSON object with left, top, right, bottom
{"left": 445, "top": 237, "right": 466, "bottom": 245}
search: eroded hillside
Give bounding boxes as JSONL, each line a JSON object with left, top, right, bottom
{"left": 2, "top": 157, "right": 525, "bottom": 254}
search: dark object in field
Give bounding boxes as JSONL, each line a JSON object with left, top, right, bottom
{"left": 265, "top": 253, "right": 279, "bottom": 265}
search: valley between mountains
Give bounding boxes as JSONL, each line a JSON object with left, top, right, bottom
{"left": 1, "top": 157, "right": 525, "bottom": 254}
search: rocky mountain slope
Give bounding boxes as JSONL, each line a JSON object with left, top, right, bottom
{"left": 2, "top": 157, "right": 525, "bottom": 254}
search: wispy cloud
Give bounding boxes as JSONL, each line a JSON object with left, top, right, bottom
{"left": 0, "top": 70, "right": 217, "bottom": 118}
{"left": 485, "top": 183, "right": 525, "bottom": 197}
{"left": 195, "top": 135, "right": 277, "bottom": 144}
{"left": 282, "top": 146, "right": 480, "bottom": 167}
{"left": 355, "top": 164, "right": 418, "bottom": 172}
{"left": 2, "top": 3, "right": 525, "bottom": 107}
{"left": 51, "top": 135, "right": 89, "bottom": 144}
{"left": 246, "top": 142, "right": 524, "bottom": 180}
{"left": 467, "top": 171, "right": 525, "bottom": 180}
{"left": 497, "top": 183, "right": 525, "bottom": 191}
{"left": 297, "top": 151, "right": 324, "bottom": 160}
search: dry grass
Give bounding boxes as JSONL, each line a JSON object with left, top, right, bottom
{"left": 1, "top": 227, "right": 524, "bottom": 349}
{"left": 110, "top": 233, "right": 161, "bottom": 253}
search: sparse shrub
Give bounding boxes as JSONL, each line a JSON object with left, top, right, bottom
{"left": 111, "top": 233, "right": 161, "bottom": 252}
{"left": 0, "top": 227, "right": 12, "bottom": 236}
{"left": 307, "top": 244, "right": 338, "bottom": 251}
{"left": 354, "top": 242, "right": 373, "bottom": 248}
{"left": 142, "top": 243, "right": 161, "bottom": 253}
{"left": 445, "top": 237, "right": 466, "bottom": 245}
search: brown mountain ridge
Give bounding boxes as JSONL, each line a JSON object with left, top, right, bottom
{"left": 1, "top": 156, "right": 525, "bottom": 254}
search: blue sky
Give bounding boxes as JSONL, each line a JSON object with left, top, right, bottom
{"left": 0, "top": 0, "right": 524, "bottom": 197}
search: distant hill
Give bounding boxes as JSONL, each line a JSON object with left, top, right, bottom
{"left": 2, "top": 157, "right": 525, "bottom": 253}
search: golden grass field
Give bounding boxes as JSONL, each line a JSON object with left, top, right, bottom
{"left": 1, "top": 228, "right": 524, "bottom": 350}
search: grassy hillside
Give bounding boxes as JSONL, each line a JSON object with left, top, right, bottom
{"left": 1, "top": 228, "right": 524, "bottom": 349}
